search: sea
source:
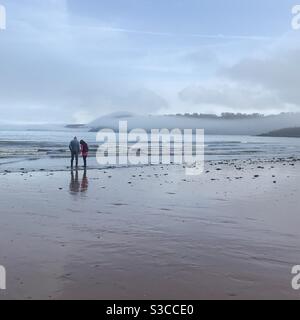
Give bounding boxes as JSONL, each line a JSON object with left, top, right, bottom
{"left": 1, "top": 129, "right": 300, "bottom": 173}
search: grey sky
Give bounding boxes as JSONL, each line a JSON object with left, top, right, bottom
{"left": 0, "top": 0, "right": 299, "bottom": 124}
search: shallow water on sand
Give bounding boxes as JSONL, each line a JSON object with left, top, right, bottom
{"left": 2, "top": 130, "right": 300, "bottom": 173}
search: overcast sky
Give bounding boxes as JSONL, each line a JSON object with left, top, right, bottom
{"left": 0, "top": 0, "right": 299, "bottom": 124}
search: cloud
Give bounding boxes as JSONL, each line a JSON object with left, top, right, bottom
{"left": 179, "top": 40, "right": 300, "bottom": 114}
{"left": 0, "top": 0, "right": 169, "bottom": 123}
{"left": 179, "top": 82, "right": 284, "bottom": 111}
{"left": 85, "top": 25, "right": 272, "bottom": 41}
{"left": 222, "top": 48, "right": 300, "bottom": 106}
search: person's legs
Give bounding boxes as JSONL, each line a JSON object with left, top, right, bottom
{"left": 75, "top": 153, "right": 79, "bottom": 167}
{"left": 71, "top": 152, "right": 75, "bottom": 168}
{"left": 83, "top": 156, "right": 87, "bottom": 168}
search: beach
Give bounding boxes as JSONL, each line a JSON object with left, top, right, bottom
{"left": 1, "top": 157, "right": 300, "bottom": 300}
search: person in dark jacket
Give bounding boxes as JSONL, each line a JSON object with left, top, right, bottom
{"left": 80, "top": 140, "right": 89, "bottom": 168}
{"left": 69, "top": 137, "right": 80, "bottom": 168}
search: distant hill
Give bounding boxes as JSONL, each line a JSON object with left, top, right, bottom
{"left": 65, "top": 124, "right": 86, "bottom": 129}
{"left": 259, "top": 127, "right": 300, "bottom": 138}
{"left": 88, "top": 112, "right": 300, "bottom": 136}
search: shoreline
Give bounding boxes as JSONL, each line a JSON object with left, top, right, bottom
{"left": 1, "top": 155, "right": 300, "bottom": 175}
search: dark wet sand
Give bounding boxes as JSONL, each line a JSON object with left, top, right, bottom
{"left": 1, "top": 158, "right": 300, "bottom": 300}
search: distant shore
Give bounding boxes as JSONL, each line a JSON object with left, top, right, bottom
{"left": 259, "top": 127, "right": 300, "bottom": 138}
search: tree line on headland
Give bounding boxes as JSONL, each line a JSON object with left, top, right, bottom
{"left": 167, "top": 113, "right": 275, "bottom": 120}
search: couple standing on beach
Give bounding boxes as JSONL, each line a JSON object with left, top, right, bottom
{"left": 69, "top": 137, "right": 89, "bottom": 169}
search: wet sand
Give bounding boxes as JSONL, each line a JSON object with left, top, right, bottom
{"left": 1, "top": 158, "right": 300, "bottom": 300}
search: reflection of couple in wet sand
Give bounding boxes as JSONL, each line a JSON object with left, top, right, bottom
{"left": 69, "top": 169, "right": 89, "bottom": 193}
